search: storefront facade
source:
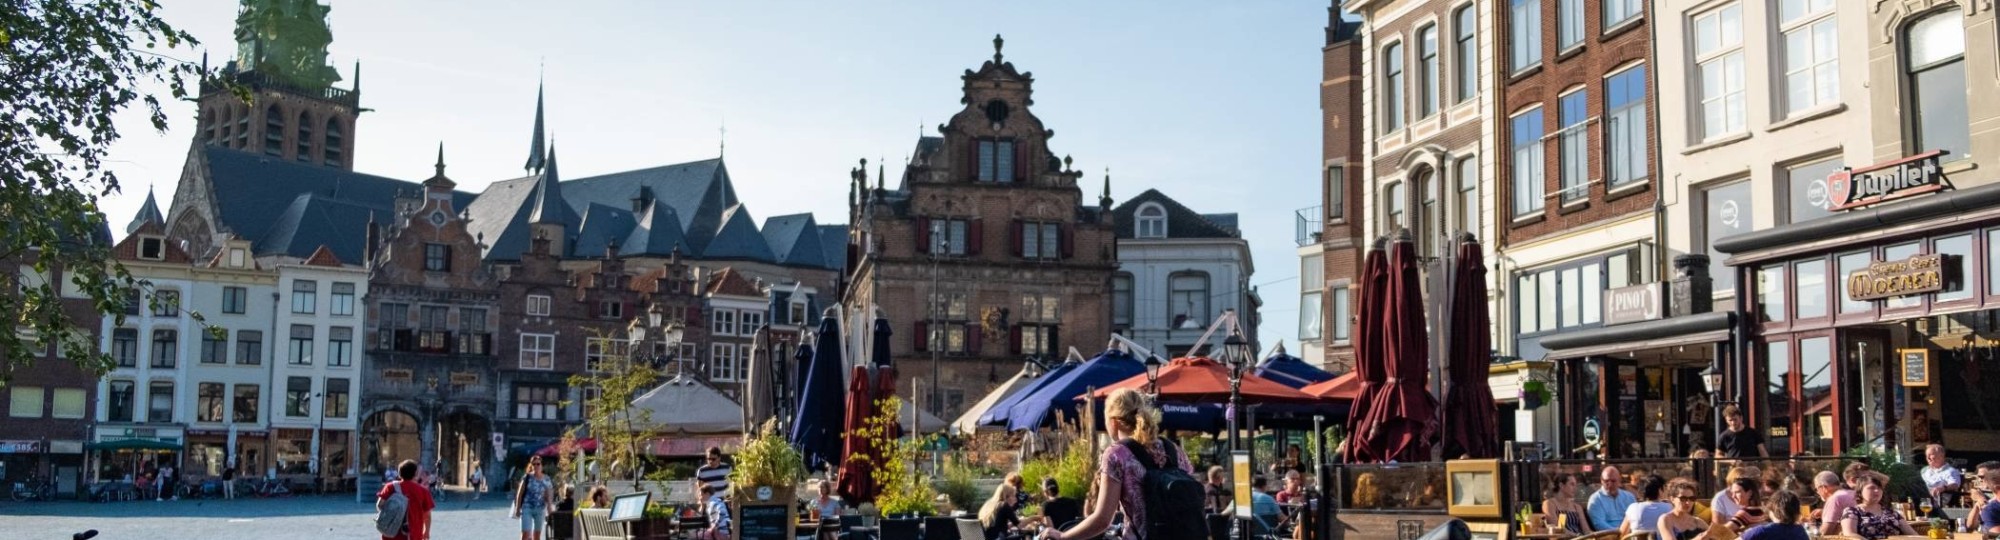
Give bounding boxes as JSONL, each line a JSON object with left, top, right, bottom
{"left": 1716, "top": 156, "right": 2000, "bottom": 461}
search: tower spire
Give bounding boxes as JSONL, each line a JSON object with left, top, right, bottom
{"left": 524, "top": 74, "right": 547, "bottom": 175}
{"left": 126, "top": 185, "right": 164, "bottom": 234}
{"left": 1100, "top": 167, "right": 1113, "bottom": 209}
{"left": 529, "top": 141, "right": 568, "bottom": 225}
{"left": 434, "top": 142, "right": 446, "bottom": 177}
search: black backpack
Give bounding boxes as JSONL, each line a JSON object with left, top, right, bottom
{"left": 1121, "top": 439, "right": 1208, "bottom": 540}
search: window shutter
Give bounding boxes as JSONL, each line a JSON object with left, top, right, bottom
{"left": 967, "top": 324, "right": 982, "bottom": 355}
{"left": 687, "top": 306, "right": 703, "bottom": 326}
{"left": 1008, "top": 324, "right": 1023, "bottom": 355}
{"left": 1047, "top": 325, "right": 1061, "bottom": 357}
{"left": 968, "top": 219, "right": 984, "bottom": 255}
{"left": 1059, "top": 224, "right": 1075, "bottom": 259}
{"left": 914, "top": 321, "right": 930, "bottom": 352}
{"left": 915, "top": 217, "right": 932, "bottom": 255}
{"left": 1010, "top": 220, "right": 1024, "bottom": 258}
{"left": 1015, "top": 142, "right": 1029, "bottom": 183}
{"left": 969, "top": 141, "right": 981, "bottom": 181}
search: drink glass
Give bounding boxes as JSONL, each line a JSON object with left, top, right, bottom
{"left": 1556, "top": 513, "right": 1568, "bottom": 532}
{"left": 1920, "top": 500, "right": 1933, "bottom": 517}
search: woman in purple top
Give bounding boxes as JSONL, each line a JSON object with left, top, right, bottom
{"left": 1043, "top": 389, "right": 1193, "bottom": 540}
{"left": 1841, "top": 472, "right": 1917, "bottom": 540}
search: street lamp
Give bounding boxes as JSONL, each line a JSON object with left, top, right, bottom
{"left": 1143, "top": 355, "right": 1165, "bottom": 395}
{"left": 1220, "top": 333, "right": 1250, "bottom": 540}
{"left": 1703, "top": 362, "right": 1731, "bottom": 455}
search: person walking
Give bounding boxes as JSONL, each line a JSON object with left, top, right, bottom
{"left": 470, "top": 462, "right": 486, "bottom": 501}
{"left": 697, "top": 446, "right": 732, "bottom": 494}
{"left": 1042, "top": 388, "right": 1196, "bottom": 540}
{"left": 222, "top": 459, "right": 236, "bottom": 500}
{"left": 159, "top": 462, "right": 176, "bottom": 501}
{"left": 379, "top": 460, "right": 437, "bottom": 540}
{"left": 513, "top": 456, "right": 554, "bottom": 540}
{"left": 1716, "top": 406, "right": 1769, "bottom": 458}
{"left": 1587, "top": 466, "right": 1636, "bottom": 532}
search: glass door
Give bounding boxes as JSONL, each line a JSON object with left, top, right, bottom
{"left": 1839, "top": 329, "right": 1891, "bottom": 453}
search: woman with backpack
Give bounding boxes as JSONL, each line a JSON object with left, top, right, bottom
{"left": 1043, "top": 388, "right": 1199, "bottom": 540}
{"left": 512, "top": 456, "right": 554, "bottom": 540}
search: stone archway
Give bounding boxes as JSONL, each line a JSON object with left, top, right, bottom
{"left": 360, "top": 408, "right": 420, "bottom": 478}
{"left": 436, "top": 408, "right": 490, "bottom": 487}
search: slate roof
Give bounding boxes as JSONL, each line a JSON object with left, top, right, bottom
{"left": 460, "top": 175, "right": 541, "bottom": 260}
{"left": 571, "top": 202, "right": 638, "bottom": 257}
{"left": 127, "top": 188, "right": 164, "bottom": 235}
{"left": 1111, "top": 188, "right": 1240, "bottom": 240}
{"left": 816, "top": 225, "right": 847, "bottom": 271}
{"left": 619, "top": 201, "right": 689, "bottom": 257}
{"left": 201, "top": 146, "right": 474, "bottom": 261}
{"left": 562, "top": 159, "right": 734, "bottom": 254}
{"left": 760, "top": 213, "right": 828, "bottom": 268}
{"left": 703, "top": 204, "right": 777, "bottom": 261}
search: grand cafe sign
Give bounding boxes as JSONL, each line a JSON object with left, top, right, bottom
{"left": 1847, "top": 254, "right": 1950, "bottom": 301}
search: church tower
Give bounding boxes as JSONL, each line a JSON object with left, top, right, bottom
{"left": 193, "top": 0, "right": 360, "bottom": 170}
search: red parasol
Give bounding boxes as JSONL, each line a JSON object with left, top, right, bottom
{"left": 1440, "top": 233, "right": 1499, "bottom": 459}
{"left": 1086, "top": 357, "right": 1323, "bottom": 404}
{"left": 1352, "top": 232, "right": 1438, "bottom": 463}
{"left": 1302, "top": 371, "right": 1364, "bottom": 401}
{"left": 836, "top": 365, "right": 900, "bottom": 504}
{"left": 1342, "top": 239, "right": 1389, "bottom": 463}
{"left": 534, "top": 438, "right": 598, "bottom": 457}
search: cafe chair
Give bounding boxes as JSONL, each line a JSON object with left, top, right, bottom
{"left": 924, "top": 516, "right": 961, "bottom": 540}
{"left": 840, "top": 515, "right": 877, "bottom": 540}
{"left": 955, "top": 519, "right": 987, "bottom": 540}
{"left": 1206, "top": 514, "right": 1232, "bottom": 540}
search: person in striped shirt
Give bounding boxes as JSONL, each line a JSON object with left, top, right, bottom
{"left": 696, "top": 446, "right": 732, "bottom": 494}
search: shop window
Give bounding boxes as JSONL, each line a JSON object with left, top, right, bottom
{"left": 291, "top": 280, "right": 316, "bottom": 314}
{"left": 1764, "top": 341, "right": 1792, "bottom": 455}
{"left": 1784, "top": 158, "right": 1843, "bottom": 224}
{"left": 1883, "top": 242, "right": 1921, "bottom": 309}
{"left": 1837, "top": 252, "right": 1871, "bottom": 314}
{"left": 1797, "top": 336, "right": 1833, "bottom": 456}
{"left": 108, "top": 381, "right": 134, "bottom": 422}
{"left": 1934, "top": 234, "right": 1973, "bottom": 302}
{"left": 1757, "top": 266, "right": 1788, "bottom": 322}
{"left": 233, "top": 384, "right": 259, "bottom": 423}
{"left": 198, "top": 382, "right": 224, "bottom": 422}
{"left": 236, "top": 330, "right": 262, "bottom": 365}
{"left": 1905, "top": 10, "right": 1969, "bottom": 162}
{"left": 1793, "top": 259, "right": 1827, "bottom": 319}
{"left": 9, "top": 386, "right": 42, "bottom": 418}
{"left": 148, "top": 381, "right": 173, "bottom": 423}
{"left": 51, "top": 388, "right": 83, "bottom": 419}
{"left": 285, "top": 376, "right": 312, "bottom": 418}
{"left": 1702, "top": 180, "right": 1752, "bottom": 292}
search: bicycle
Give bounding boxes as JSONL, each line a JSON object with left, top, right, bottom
{"left": 11, "top": 477, "right": 56, "bottom": 501}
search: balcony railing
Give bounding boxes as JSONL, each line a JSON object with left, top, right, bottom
{"left": 1296, "top": 206, "right": 1323, "bottom": 247}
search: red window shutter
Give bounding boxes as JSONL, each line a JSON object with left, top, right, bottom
{"left": 967, "top": 324, "right": 983, "bottom": 355}
{"left": 1010, "top": 220, "right": 1024, "bottom": 257}
{"left": 915, "top": 217, "right": 932, "bottom": 255}
{"left": 1059, "top": 223, "right": 1075, "bottom": 259}
{"left": 1015, "top": 142, "right": 1028, "bottom": 182}
{"left": 1008, "top": 324, "right": 1023, "bottom": 355}
{"left": 914, "top": 321, "right": 930, "bottom": 352}
{"left": 687, "top": 306, "right": 702, "bottom": 326}
{"left": 969, "top": 141, "right": 982, "bottom": 181}
{"left": 967, "top": 219, "right": 984, "bottom": 255}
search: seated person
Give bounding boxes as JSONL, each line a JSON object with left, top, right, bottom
{"left": 1275, "top": 471, "right": 1306, "bottom": 505}
{"left": 1250, "top": 476, "right": 1283, "bottom": 533}
{"left": 1587, "top": 467, "right": 1637, "bottom": 532}
{"left": 980, "top": 474, "right": 1024, "bottom": 540}
{"left": 1036, "top": 478, "right": 1083, "bottom": 530}
{"left": 1975, "top": 463, "right": 2000, "bottom": 535}
{"left": 1205, "top": 466, "right": 1234, "bottom": 514}
{"left": 702, "top": 484, "right": 732, "bottom": 540}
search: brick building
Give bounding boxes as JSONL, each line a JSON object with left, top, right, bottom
{"left": 1299, "top": 10, "right": 1367, "bottom": 373}
{"left": 0, "top": 238, "right": 109, "bottom": 496}
{"left": 844, "top": 38, "right": 1119, "bottom": 419}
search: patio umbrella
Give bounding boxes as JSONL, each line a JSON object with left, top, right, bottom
{"left": 871, "top": 317, "right": 894, "bottom": 367}
{"left": 743, "top": 325, "right": 774, "bottom": 432}
{"left": 951, "top": 363, "right": 1040, "bottom": 434}
{"left": 791, "top": 313, "right": 848, "bottom": 471}
{"left": 1342, "top": 239, "right": 1388, "bottom": 463}
{"left": 632, "top": 374, "right": 745, "bottom": 434}
{"left": 792, "top": 341, "right": 814, "bottom": 419}
{"left": 1302, "top": 371, "right": 1364, "bottom": 401}
{"left": 1256, "top": 342, "right": 1337, "bottom": 388}
{"left": 1441, "top": 233, "right": 1500, "bottom": 459}
{"left": 1087, "top": 357, "right": 1322, "bottom": 404}
{"left": 838, "top": 364, "right": 898, "bottom": 503}
{"left": 1355, "top": 231, "right": 1439, "bottom": 463}
{"left": 534, "top": 438, "right": 600, "bottom": 457}
{"left": 978, "top": 359, "right": 1078, "bottom": 428}
{"left": 1003, "top": 349, "right": 1144, "bottom": 431}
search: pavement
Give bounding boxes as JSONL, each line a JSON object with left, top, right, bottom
{"left": 0, "top": 488, "right": 523, "bottom": 540}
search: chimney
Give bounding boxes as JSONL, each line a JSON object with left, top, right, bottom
{"left": 1670, "top": 254, "right": 1714, "bottom": 317}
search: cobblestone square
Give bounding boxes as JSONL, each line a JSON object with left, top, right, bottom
{"left": 0, "top": 489, "right": 521, "bottom": 540}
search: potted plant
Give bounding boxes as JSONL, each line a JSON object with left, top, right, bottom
{"left": 731, "top": 418, "right": 807, "bottom": 503}
{"left": 855, "top": 397, "right": 936, "bottom": 540}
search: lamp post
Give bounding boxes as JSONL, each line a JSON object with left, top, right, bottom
{"left": 1703, "top": 362, "right": 1731, "bottom": 455}
{"left": 1144, "top": 355, "right": 1165, "bottom": 396}
{"left": 1221, "top": 333, "right": 1251, "bottom": 540}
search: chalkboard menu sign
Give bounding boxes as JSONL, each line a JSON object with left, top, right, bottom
{"left": 736, "top": 503, "right": 794, "bottom": 540}
{"left": 1900, "top": 349, "right": 1929, "bottom": 386}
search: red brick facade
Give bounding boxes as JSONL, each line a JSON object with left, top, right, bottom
{"left": 1320, "top": 9, "right": 1366, "bottom": 373}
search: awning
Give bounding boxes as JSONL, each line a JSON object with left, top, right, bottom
{"left": 1538, "top": 311, "right": 1735, "bottom": 360}
{"left": 88, "top": 439, "right": 183, "bottom": 451}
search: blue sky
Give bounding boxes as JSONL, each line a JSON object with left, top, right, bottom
{"left": 103, "top": 1, "right": 1328, "bottom": 352}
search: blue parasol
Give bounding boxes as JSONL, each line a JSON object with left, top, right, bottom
{"left": 1002, "top": 349, "right": 1144, "bottom": 431}
{"left": 978, "top": 360, "right": 1079, "bottom": 427}
{"left": 1257, "top": 342, "right": 1337, "bottom": 388}
{"left": 789, "top": 314, "right": 847, "bottom": 470}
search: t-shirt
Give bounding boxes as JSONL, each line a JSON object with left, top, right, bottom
{"left": 1102, "top": 439, "right": 1194, "bottom": 540}
{"left": 1718, "top": 428, "right": 1765, "bottom": 458}
{"left": 708, "top": 494, "right": 732, "bottom": 534}
{"left": 1041, "top": 497, "right": 1083, "bottom": 529}
{"left": 1587, "top": 489, "right": 1637, "bottom": 532}
{"left": 1711, "top": 490, "right": 1740, "bottom": 523}
{"left": 1740, "top": 523, "right": 1810, "bottom": 540}
{"left": 519, "top": 475, "right": 551, "bottom": 512}
{"left": 1921, "top": 465, "right": 1962, "bottom": 492}
{"left": 1978, "top": 500, "right": 2000, "bottom": 532}
{"left": 1820, "top": 489, "right": 1855, "bottom": 530}
{"left": 378, "top": 480, "right": 437, "bottom": 540}
{"left": 697, "top": 463, "right": 732, "bottom": 492}
{"left": 1623, "top": 501, "right": 1673, "bottom": 533}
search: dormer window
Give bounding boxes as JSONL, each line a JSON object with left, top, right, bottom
{"left": 138, "top": 236, "right": 165, "bottom": 261}
{"left": 227, "top": 248, "right": 247, "bottom": 268}
{"left": 1136, "top": 204, "right": 1167, "bottom": 239}
{"left": 977, "top": 139, "right": 1015, "bottom": 182}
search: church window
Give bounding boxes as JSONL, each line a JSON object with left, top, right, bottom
{"left": 263, "top": 104, "right": 284, "bottom": 156}
{"left": 295, "top": 111, "right": 313, "bottom": 162}
{"left": 233, "top": 105, "right": 249, "bottom": 148}
{"left": 324, "top": 118, "right": 344, "bottom": 167}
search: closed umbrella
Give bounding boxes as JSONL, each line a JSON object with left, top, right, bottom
{"left": 837, "top": 365, "right": 881, "bottom": 503}
{"left": 743, "top": 325, "right": 774, "bottom": 432}
{"left": 871, "top": 317, "right": 893, "bottom": 367}
{"left": 1356, "top": 231, "right": 1439, "bottom": 463}
{"left": 1342, "top": 239, "right": 1388, "bottom": 463}
{"left": 1003, "top": 350, "right": 1143, "bottom": 431}
{"left": 1441, "top": 233, "right": 1500, "bottom": 459}
{"left": 792, "top": 341, "right": 814, "bottom": 420}
{"left": 791, "top": 314, "right": 847, "bottom": 471}
{"left": 1257, "top": 342, "right": 1337, "bottom": 388}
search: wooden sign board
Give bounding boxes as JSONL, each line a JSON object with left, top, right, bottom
{"left": 1900, "top": 349, "right": 1929, "bottom": 386}
{"left": 735, "top": 503, "right": 795, "bottom": 540}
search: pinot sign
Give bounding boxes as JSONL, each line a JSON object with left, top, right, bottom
{"left": 1603, "top": 283, "right": 1662, "bottom": 326}
{"left": 1826, "top": 150, "right": 1950, "bottom": 211}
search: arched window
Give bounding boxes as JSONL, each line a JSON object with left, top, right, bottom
{"left": 295, "top": 111, "right": 313, "bottom": 162}
{"left": 1169, "top": 271, "right": 1211, "bottom": 329}
{"left": 263, "top": 104, "right": 284, "bottom": 156}
{"left": 1453, "top": 156, "right": 1480, "bottom": 237}
{"left": 1905, "top": 10, "right": 1968, "bottom": 162}
{"left": 203, "top": 108, "right": 217, "bottom": 143}
{"left": 1384, "top": 181, "right": 1407, "bottom": 231}
{"left": 324, "top": 118, "right": 344, "bottom": 167}
{"left": 1136, "top": 203, "right": 1167, "bottom": 239}
{"left": 233, "top": 104, "right": 250, "bottom": 148}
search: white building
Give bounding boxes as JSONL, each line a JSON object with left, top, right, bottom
{"left": 270, "top": 247, "right": 366, "bottom": 485}
{"left": 98, "top": 228, "right": 277, "bottom": 484}
{"left": 1110, "top": 189, "right": 1259, "bottom": 357}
